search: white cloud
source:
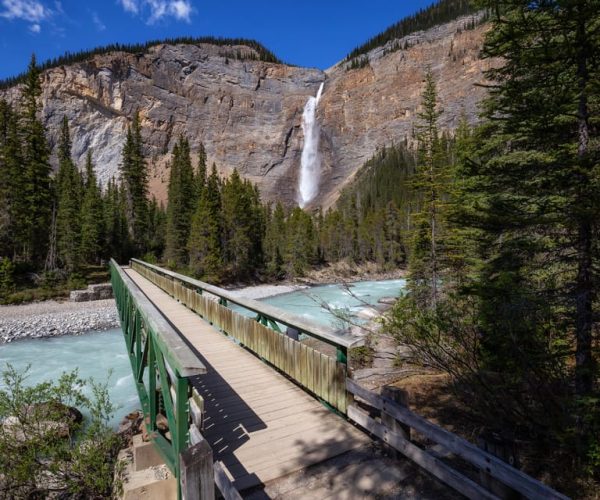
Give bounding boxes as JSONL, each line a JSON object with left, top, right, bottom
{"left": 92, "top": 11, "right": 105, "bottom": 31}
{"left": 169, "top": 0, "right": 191, "bottom": 21}
{"left": 0, "top": 0, "right": 51, "bottom": 22}
{"left": 118, "top": 0, "right": 193, "bottom": 23}
{"left": 118, "top": 0, "right": 138, "bottom": 14}
{"left": 28, "top": 21, "right": 40, "bottom": 32}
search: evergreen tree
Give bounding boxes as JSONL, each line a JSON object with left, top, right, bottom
{"left": 146, "top": 197, "right": 166, "bottom": 260}
{"left": 285, "top": 207, "right": 317, "bottom": 276}
{"left": 121, "top": 111, "right": 148, "bottom": 254}
{"left": 188, "top": 164, "right": 222, "bottom": 280}
{"left": 103, "top": 178, "right": 130, "bottom": 263}
{"left": 463, "top": 0, "right": 600, "bottom": 400}
{"left": 264, "top": 202, "right": 287, "bottom": 279}
{"left": 21, "top": 55, "right": 52, "bottom": 263}
{"left": 0, "top": 100, "right": 23, "bottom": 258}
{"left": 221, "top": 169, "right": 255, "bottom": 279}
{"left": 195, "top": 141, "right": 207, "bottom": 193}
{"left": 79, "top": 151, "right": 104, "bottom": 263}
{"left": 55, "top": 117, "right": 82, "bottom": 273}
{"left": 164, "top": 136, "right": 195, "bottom": 266}
{"left": 408, "top": 69, "right": 449, "bottom": 307}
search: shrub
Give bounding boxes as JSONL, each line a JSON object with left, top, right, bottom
{"left": 0, "top": 365, "right": 122, "bottom": 498}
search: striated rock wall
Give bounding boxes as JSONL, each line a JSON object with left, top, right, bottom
{"left": 1, "top": 15, "right": 492, "bottom": 208}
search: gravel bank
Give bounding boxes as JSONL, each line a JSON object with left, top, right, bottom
{"left": 0, "top": 284, "right": 306, "bottom": 345}
{"left": 0, "top": 299, "right": 119, "bottom": 344}
{"left": 226, "top": 283, "right": 307, "bottom": 300}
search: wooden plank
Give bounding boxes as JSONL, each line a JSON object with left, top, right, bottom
{"left": 346, "top": 378, "right": 383, "bottom": 410}
{"left": 180, "top": 436, "right": 214, "bottom": 500}
{"left": 380, "top": 399, "right": 568, "bottom": 499}
{"left": 189, "top": 397, "right": 203, "bottom": 429}
{"left": 130, "top": 258, "right": 361, "bottom": 349}
{"left": 335, "top": 363, "right": 347, "bottom": 412}
{"left": 345, "top": 379, "right": 568, "bottom": 500}
{"left": 348, "top": 405, "right": 498, "bottom": 500}
{"left": 214, "top": 461, "right": 242, "bottom": 500}
{"left": 125, "top": 268, "right": 370, "bottom": 491}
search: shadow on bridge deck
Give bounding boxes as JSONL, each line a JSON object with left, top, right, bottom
{"left": 125, "top": 267, "right": 369, "bottom": 492}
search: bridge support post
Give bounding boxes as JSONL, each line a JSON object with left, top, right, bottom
{"left": 180, "top": 438, "right": 214, "bottom": 500}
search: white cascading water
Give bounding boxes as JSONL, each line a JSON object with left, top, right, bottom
{"left": 298, "top": 82, "right": 325, "bottom": 208}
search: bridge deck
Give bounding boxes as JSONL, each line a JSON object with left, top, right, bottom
{"left": 124, "top": 268, "right": 368, "bottom": 491}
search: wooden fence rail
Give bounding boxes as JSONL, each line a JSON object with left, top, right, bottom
{"left": 130, "top": 258, "right": 357, "bottom": 413}
{"left": 346, "top": 379, "right": 569, "bottom": 500}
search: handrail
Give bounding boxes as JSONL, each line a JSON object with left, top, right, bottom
{"left": 111, "top": 259, "right": 207, "bottom": 377}
{"left": 346, "top": 379, "right": 569, "bottom": 500}
{"left": 130, "top": 258, "right": 361, "bottom": 351}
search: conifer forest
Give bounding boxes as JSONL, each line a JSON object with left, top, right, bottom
{"left": 0, "top": 0, "right": 599, "bottom": 496}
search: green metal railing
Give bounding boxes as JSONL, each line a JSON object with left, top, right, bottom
{"left": 109, "top": 260, "right": 206, "bottom": 497}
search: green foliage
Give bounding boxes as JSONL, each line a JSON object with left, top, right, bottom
{"left": 21, "top": 55, "right": 53, "bottom": 264}
{"left": 0, "top": 257, "right": 15, "bottom": 296}
{"left": 0, "top": 364, "right": 122, "bottom": 498}
{"left": 407, "top": 69, "right": 455, "bottom": 307}
{"left": 56, "top": 117, "right": 83, "bottom": 272}
{"left": 350, "top": 345, "right": 375, "bottom": 368}
{"left": 80, "top": 151, "right": 104, "bottom": 264}
{"left": 462, "top": 0, "right": 600, "bottom": 397}
{"left": 188, "top": 164, "right": 223, "bottom": 281}
{"left": 221, "top": 169, "right": 265, "bottom": 280}
{"left": 0, "top": 37, "right": 282, "bottom": 90}
{"left": 165, "top": 136, "right": 195, "bottom": 266}
{"left": 346, "top": 55, "right": 370, "bottom": 71}
{"left": 121, "top": 111, "right": 149, "bottom": 255}
{"left": 385, "top": 2, "right": 600, "bottom": 487}
{"left": 346, "top": 0, "right": 478, "bottom": 61}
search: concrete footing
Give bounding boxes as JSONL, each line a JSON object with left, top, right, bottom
{"left": 117, "top": 433, "right": 177, "bottom": 500}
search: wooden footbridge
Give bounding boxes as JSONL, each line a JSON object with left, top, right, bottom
{"left": 110, "top": 259, "right": 569, "bottom": 500}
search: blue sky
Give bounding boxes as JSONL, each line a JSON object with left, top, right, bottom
{"left": 0, "top": 0, "right": 437, "bottom": 80}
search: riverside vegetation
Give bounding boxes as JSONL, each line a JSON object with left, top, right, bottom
{"left": 0, "top": 0, "right": 598, "bottom": 496}
{"left": 0, "top": 365, "right": 122, "bottom": 498}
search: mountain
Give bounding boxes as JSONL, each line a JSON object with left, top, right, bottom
{"left": 0, "top": 12, "right": 490, "bottom": 209}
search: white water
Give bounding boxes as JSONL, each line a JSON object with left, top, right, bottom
{"left": 234, "top": 279, "right": 406, "bottom": 329}
{"left": 298, "top": 82, "right": 325, "bottom": 208}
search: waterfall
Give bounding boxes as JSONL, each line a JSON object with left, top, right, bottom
{"left": 298, "top": 82, "right": 325, "bottom": 208}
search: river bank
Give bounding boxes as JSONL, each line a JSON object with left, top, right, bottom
{"left": 0, "top": 299, "right": 119, "bottom": 344}
{"left": 0, "top": 282, "right": 308, "bottom": 344}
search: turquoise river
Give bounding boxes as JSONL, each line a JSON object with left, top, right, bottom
{"left": 0, "top": 279, "right": 405, "bottom": 427}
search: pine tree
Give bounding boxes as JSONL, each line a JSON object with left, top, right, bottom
{"left": 165, "top": 136, "right": 195, "bottom": 266}
{"left": 285, "top": 207, "right": 317, "bottom": 276}
{"left": 21, "top": 55, "right": 52, "bottom": 264}
{"left": 79, "top": 151, "right": 104, "bottom": 263}
{"left": 121, "top": 111, "right": 148, "bottom": 255}
{"left": 462, "top": 0, "right": 600, "bottom": 399}
{"left": 195, "top": 141, "right": 207, "bottom": 193}
{"left": 264, "top": 202, "right": 287, "bottom": 279}
{"left": 146, "top": 197, "right": 166, "bottom": 260}
{"left": 221, "top": 169, "right": 254, "bottom": 279}
{"left": 0, "top": 100, "right": 23, "bottom": 258}
{"left": 188, "top": 164, "right": 222, "bottom": 280}
{"left": 55, "top": 116, "right": 82, "bottom": 273}
{"left": 103, "top": 178, "right": 130, "bottom": 263}
{"left": 408, "top": 69, "right": 450, "bottom": 307}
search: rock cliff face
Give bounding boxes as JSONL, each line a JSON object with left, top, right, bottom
{"left": 1, "top": 15, "right": 491, "bottom": 208}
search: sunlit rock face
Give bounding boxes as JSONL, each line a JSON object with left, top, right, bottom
{"left": 1, "top": 15, "right": 492, "bottom": 208}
